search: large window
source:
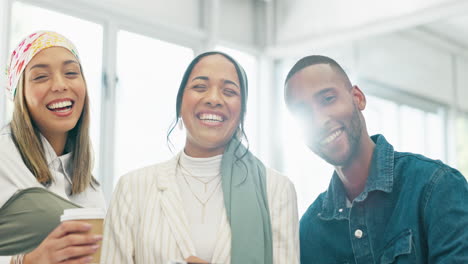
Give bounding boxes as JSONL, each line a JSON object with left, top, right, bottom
{"left": 9, "top": 1, "right": 104, "bottom": 177}
{"left": 364, "top": 95, "right": 400, "bottom": 145}
{"left": 114, "top": 30, "right": 193, "bottom": 184}
{"left": 365, "top": 94, "right": 446, "bottom": 162}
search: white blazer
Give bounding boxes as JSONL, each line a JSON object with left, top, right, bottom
{"left": 0, "top": 126, "right": 105, "bottom": 209}
{"left": 101, "top": 153, "right": 299, "bottom": 264}
{"left": 0, "top": 126, "right": 106, "bottom": 264}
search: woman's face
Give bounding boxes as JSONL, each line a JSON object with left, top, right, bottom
{"left": 23, "top": 47, "right": 86, "bottom": 138}
{"left": 181, "top": 54, "right": 242, "bottom": 157}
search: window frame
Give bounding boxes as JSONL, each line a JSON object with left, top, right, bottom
{"left": 4, "top": 0, "right": 265, "bottom": 203}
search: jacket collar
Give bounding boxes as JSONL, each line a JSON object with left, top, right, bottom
{"left": 320, "top": 134, "right": 395, "bottom": 220}
{"left": 157, "top": 153, "right": 196, "bottom": 259}
{"left": 157, "top": 153, "right": 231, "bottom": 263}
{"left": 40, "top": 134, "right": 73, "bottom": 183}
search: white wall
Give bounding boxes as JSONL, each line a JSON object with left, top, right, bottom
{"left": 358, "top": 33, "right": 453, "bottom": 105}
{"left": 81, "top": 0, "right": 259, "bottom": 49}
{"left": 456, "top": 57, "right": 468, "bottom": 111}
{"left": 76, "top": 0, "right": 201, "bottom": 30}
{"left": 313, "top": 43, "right": 356, "bottom": 76}
{"left": 218, "top": 0, "right": 256, "bottom": 47}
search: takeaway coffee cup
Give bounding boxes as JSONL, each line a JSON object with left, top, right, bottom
{"left": 61, "top": 208, "right": 105, "bottom": 263}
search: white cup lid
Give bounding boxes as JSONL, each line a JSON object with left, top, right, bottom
{"left": 61, "top": 208, "right": 105, "bottom": 222}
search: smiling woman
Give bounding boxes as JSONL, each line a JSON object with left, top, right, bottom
{"left": 101, "top": 51, "right": 300, "bottom": 264}
{"left": 180, "top": 54, "right": 242, "bottom": 158}
{"left": 0, "top": 31, "right": 105, "bottom": 264}
{"left": 23, "top": 47, "right": 86, "bottom": 155}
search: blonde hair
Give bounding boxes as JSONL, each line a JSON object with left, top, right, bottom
{"left": 10, "top": 71, "right": 97, "bottom": 195}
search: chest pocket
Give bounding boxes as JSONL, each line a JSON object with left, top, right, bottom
{"left": 380, "top": 229, "right": 415, "bottom": 264}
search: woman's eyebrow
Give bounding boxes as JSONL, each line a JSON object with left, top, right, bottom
{"left": 191, "top": 76, "right": 209, "bottom": 82}
{"left": 191, "top": 76, "right": 239, "bottom": 89}
{"left": 28, "top": 64, "right": 49, "bottom": 71}
{"left": 28, "top": 60, "right": 79, "bottom": 71}
{"left": 63, "top": 60, "right": 79, "bottom": 66}
{"left": 224, "top": 80, "right": 239, "bottom": 88}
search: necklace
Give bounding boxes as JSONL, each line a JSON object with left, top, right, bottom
{"left": 178, "top": 161, "right": 221, "bottom": 192}
{"left": 178, "top": 164, "right": 222, "bottom": 223}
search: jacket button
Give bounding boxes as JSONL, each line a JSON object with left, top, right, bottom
{"left": 354, "top": 229, "right": 363, "bottom": 239}
{"left": 338, "top": 208, "right": 343, "bottom": 213}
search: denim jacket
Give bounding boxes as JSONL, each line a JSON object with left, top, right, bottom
{"left": 300, "top": 134, "right": 468, "bottom": 264}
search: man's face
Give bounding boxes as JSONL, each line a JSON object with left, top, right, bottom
{"left": 285, "top": 64, "right": 366, "bottom": 167}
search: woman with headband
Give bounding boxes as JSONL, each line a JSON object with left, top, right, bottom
{"left": 101, "top": 52, "right": 299, "bottom": 263}
{"left": 0, "top": 31, "right": 105, "bottom": 264}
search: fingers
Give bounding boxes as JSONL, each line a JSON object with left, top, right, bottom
{"left": 55, "top": 232, "right": 102, "bottom": 262}
{"left": 56, "top": 233, "right": 102, "bottom": 251}
{"left": 50, "top": 221, "right": 92, "bottom": 239}
{"left": 55, "top": 244, "right": 99, "bottom": 263}
{"left": 60, "top": 256, "right": 93, "bottom": 264}
{"left": 26, "top": 222, "right": 102, "bottom": 264}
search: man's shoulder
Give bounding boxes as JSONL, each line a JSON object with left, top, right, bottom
{"left": 392, "top": 151, "right": 466, "bottom": 199}
{"left": 374, "top": 134, "right": 455, "bottom": 176}
{"left": 395, "top": 150, "right": 445, "bottom": 167}
{"left": 394, "top": 151, "right": 461, "bottom": 179}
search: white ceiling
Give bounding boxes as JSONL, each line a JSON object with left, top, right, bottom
{"left": 28, "top": 0, "right": 468, "bottom": 58}
{"left": 270, "top": 0, "right": 468, "bottom": 57}
{"left": 423, "top": 15, "right": 468, "bottom": 49}
{"left": 276, "top": 0, "right": 451, "bottom": 41}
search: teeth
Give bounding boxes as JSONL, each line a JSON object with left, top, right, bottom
{"left": 199, "top": 113, "right": 223, "bottom": 122}
{"left": 322, "top": 129, "right": 342, "bottom": 144}
{"left": 54, "top": 108, "right": 70, "bottom": 113}
{"left": 48, "top": 100, "right": 72, "bottom": 110}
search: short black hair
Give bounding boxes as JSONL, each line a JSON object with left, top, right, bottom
{"left": 284, "top": 55, "right": 351, "bottom": 88}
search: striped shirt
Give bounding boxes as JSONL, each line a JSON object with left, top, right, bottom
{"left": 100, "top": 153, "right": 299, "bottom": 264}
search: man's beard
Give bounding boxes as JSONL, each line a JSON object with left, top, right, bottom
{"left": 312, "top": 104, "right": 363, "bottom": 167}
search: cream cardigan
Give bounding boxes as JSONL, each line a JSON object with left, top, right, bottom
{"left": 100, "top": 153, "right": 300, "bottom": 264}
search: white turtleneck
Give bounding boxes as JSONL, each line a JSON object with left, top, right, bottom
{"left": 176, "top": 151, "right": 224, "bottom": 262}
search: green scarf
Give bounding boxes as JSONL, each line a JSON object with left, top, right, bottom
{"left": 221, "top": 138, "right": 273, "bottom": 264}
{"left": 0, "top": 188, "right": 80, "bottom": 255}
